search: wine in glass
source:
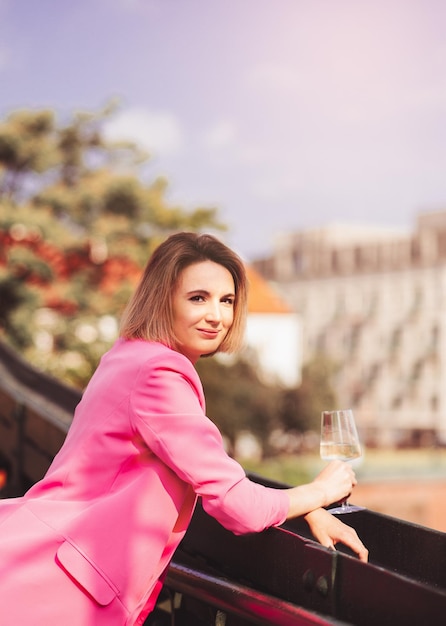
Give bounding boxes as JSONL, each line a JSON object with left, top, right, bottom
{"left": 320, "top": 409, "right": 364, "bottom": 514}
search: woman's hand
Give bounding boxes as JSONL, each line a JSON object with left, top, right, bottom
{"left": 286, "top": 460, "right": 357, "bottom": 520}
{"left": 285, "top": 460, "right": 367, "bottom": 561}
{"left": 312, "top": 460, "right": 357, "bottom": 508}
{"left": 304, "top": 507, "right": 369, "bottom": 562}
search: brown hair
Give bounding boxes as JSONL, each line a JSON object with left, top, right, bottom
{"left": 119, "top": 232, "right": 248, "bottom": 353}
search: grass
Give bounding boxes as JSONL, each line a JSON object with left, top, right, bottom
{"left": 241, "top": 447, "right": 446, "bottom": 486}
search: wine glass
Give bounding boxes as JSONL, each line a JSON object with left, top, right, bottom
{"left": 320, "top": 409, "right": 364, "bottom": 514}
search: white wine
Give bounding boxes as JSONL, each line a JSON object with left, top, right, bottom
{"left": 320, "top": 441, "right": 361, "bottom": 461}
{"left": 320, "top": 410, "right": 364, "bottom": 513}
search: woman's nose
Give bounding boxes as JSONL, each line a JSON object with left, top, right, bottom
{"left": 205, "top": 301, "right": 222, "bottom": 321}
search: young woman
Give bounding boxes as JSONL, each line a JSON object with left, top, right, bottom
{"left": 0, "top": 232, "right": 367, "bottom": 625}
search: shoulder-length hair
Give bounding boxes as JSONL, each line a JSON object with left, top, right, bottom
{"left": 119, "top": 232, "right": 248, "bottom": 354}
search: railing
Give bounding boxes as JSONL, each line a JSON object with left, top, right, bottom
{"left": 0, "top": 340, "right": 79, "bottom": 496}
{"left": 1, "top": 340, "right": 446, "bottom": 625}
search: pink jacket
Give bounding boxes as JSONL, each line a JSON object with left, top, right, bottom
{"left": 0, "top": 339, "right": 289, "bottom": 625}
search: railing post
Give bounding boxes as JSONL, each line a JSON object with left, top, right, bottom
{"left": 300, "top": 540, "right": 339, "bottom": 618}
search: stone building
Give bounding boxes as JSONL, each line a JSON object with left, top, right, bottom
{"left": 253, "top": 210, "right": 446, "bottom": 446}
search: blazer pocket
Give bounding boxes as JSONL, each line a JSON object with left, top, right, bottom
{"left": 56, "top": 540, "right": 119, "bottom": 606}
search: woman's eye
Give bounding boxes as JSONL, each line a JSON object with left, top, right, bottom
{"left": 190, "top": 295, "right": 204, "bottom": 302}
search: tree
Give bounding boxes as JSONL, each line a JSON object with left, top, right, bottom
{"left": 0, "top": 109, "right": 57, "bottom": 201}
{"left": 196, "top": 357, "right": 282, "bottom": 456}
{"left": 0, "top": 104, "right": 226, "bottom": 386}
{"left": 279, "top": 354, "right": 338, "bottom": 433}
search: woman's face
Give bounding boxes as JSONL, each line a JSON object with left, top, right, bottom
{"left": 172, "top": 260, "right": 235, "bottom": 363}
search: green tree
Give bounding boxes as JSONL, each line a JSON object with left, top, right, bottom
{"left": 0, "top": 104, "right": 226, "bottom": 386}
{"left": 279, "top": 355, "right": 338, "bottom": 433}
{"left": 196, "top": 357, "right": 281, "bottom": 456}
{"left": 0, "top": 109, "right": 57, "bottom": 201}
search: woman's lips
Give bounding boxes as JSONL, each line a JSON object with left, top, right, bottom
{"left": 197, "top": 328, "right": 220, "bottom": 337}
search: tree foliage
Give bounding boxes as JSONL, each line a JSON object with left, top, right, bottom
{"left": 0, "top": 104, "right": 225, "bottom": 385}
{"left": 196, "top": 357, "right": 282, "bottom": 454}
{"left": 0, "top": 109, "right": 57, "bottom": 199}
{"left": 279, "top": 355, "right": 338, "bottom": 433}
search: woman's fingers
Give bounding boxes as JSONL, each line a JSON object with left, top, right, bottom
{"left": 313, "top": 460, "right": 357, "bottom": 506}
{"left": 305, "top": 508, "right": 369, "bottom": 563}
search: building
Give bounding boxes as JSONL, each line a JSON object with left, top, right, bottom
{"left": 253, "top": 210, "right": 446, "bottom": 446}
{"left": 242, "top": 265, "right": 301, "bottom": 389}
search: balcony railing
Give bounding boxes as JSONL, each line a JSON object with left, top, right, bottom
{"left": 0, "top": 340, "right": 445, "bottom": 625}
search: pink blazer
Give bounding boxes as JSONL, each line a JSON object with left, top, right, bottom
{"left": 0, "top": 339, "right": 288, "bottom": 625}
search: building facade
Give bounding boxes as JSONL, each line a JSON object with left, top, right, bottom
{"left": 254, "top": 210, "right": 446, "bottom": 446}
{"left": 243, "top": 265, "right": 301, "bottom": 389}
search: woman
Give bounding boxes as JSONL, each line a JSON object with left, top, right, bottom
{"left": 0, "top": 232, "right": 367, "bottom": 625}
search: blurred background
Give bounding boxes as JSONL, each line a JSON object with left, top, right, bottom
{"left": 1, "top": 0, "right": 446, "bottom": 531}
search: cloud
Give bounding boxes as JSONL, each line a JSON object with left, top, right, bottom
{"left": 201, "top": 119, "right": 273, "bottom": 167}
{"left": 104, "top": 107, "right": 184, "bottom": 157}
{"left": 202, "top": 120, "right": 237, "bottom": 149}
{"left": 250, "top": 170, "right": 305, "bottom": 203}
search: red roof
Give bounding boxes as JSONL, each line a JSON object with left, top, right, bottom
{"left": 245, "top": 265, "right": 292, "bottom": 314}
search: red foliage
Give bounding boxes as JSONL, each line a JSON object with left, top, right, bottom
{"left": 99, "top": 257, "right": 141, "bottom": 294}
{"left": 1, "top": 229, "right": 142, "bottom": 315}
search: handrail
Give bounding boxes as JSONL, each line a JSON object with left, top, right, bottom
{"left": 1, "top": 340, "right": 446, "bottom": 624}
{"left": 164, "top": 557, "right": 344, "bottom": 625}
{"left": 0, "top": 340, "right": 80, "bottom": 419}
{"left": 0, "top": 340, "right": 78, "bottom": 495}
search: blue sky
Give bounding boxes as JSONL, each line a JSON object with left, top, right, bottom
{"left": 1, "top": 0, "right": 446, "bottom": 259}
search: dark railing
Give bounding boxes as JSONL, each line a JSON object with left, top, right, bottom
{"left": 0, "top": 340, "right": 446, "bottom": 625}
{"left": 0, "top": 341, "right": 79, "bottom": 496}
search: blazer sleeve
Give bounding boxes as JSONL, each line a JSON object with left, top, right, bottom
{"left": 129, "top": 352, "right": 289, "bottom": 535}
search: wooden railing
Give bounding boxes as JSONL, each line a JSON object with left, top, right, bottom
{"left": 1, "top": 341, "right": 446, "bottom": 625}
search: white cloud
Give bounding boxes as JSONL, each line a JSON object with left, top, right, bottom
{"left": 202, "top": 120, "right": 273, "bottom": 166}
{"left": 250, "top": 170, "right": 304, "bottom": 202}
{"left": 236, "top": 144, "right": 271, "bottom": 166}
{"left": 202, "top": 120, "right": 237, "bottom": 149}
{"left": 104, "top": 107, "right": 183, "bottom": 157}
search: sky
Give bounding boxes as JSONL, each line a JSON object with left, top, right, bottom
{"left": 1, "top": 0, "right": 446, "bottom": 260}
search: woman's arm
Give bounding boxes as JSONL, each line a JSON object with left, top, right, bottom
{"left": 131, "top": 352, "right": 368, "bottom": 558}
